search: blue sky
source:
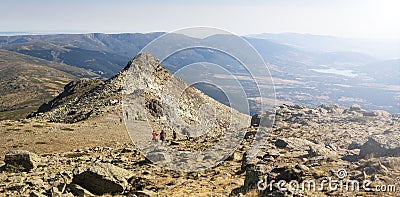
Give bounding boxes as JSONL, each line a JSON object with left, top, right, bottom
{"left": 1, "top": 0, "right": 399, "bottom": 39}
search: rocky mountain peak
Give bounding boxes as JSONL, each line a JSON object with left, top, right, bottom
{"left": 122, "top": 52, "right": 161, "bottom": 72}
{"left": 29, "top": 52, "right": 250, "bottom": 134}
{"left": 28, "top": 53, "right": 159, "bottom": 122}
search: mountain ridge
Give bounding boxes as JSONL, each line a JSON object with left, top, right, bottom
{"left": 0, "top": 49, "right": 97, "bottom": 120}
{"left": 30, "top": 52, "right": 250, "bottom": 140}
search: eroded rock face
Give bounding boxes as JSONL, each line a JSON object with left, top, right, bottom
{"left": 4, "top": 150, "right": 41, "bottom": 172}
{"left": 72, "top": 162, "right": 133, "bottom": 195}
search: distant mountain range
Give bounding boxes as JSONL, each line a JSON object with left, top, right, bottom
{"left": 248, "top": 32, "right": 400, "bottom": 59}
{"left": 1, "top": 32, "right": 391, "bottom": 77}
{"left": 0, "top": 33, "right": 163, "bottom": 77}
{"left": 0, "top": 32, "right": 398, "bottom": 118}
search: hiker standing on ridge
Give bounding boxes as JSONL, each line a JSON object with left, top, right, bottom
{"left": 152, "top": 131, "right": 158, "bottom": 143}
{"left": 160, "top": 130, "right": 166, "bottom": 145}
{"left": 173, "top": 130, "right": 177, "bottom": 140}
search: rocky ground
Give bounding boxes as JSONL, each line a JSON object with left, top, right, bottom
{"left": 0, "top": 104, "right": 399, "bottom": 196}
{"left": 0, "top": 53, "right": 399, "bottom": 196}
{"left": 240, "top": 104, "right": 400, "bottom": 196}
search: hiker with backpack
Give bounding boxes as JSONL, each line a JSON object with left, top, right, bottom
{"left": 160, "top": 130, "right": 166, "bottom": 145}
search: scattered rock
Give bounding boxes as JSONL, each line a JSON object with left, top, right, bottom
{"left": 363, "top": 110, "right": 391, "bottom": 117}
{"left": 250, "top": 111, "right": 274, "bottom": 127}
{"left": 170, "top": 141, "right": 180, "bottom": 146}
{"left": 318, "top": 104, "right": 343, "bottom": 114}
{"left": 243, "top": 164, "right": 268, "bottom": 191}
{"left": 30, "top": 191, "right": 47, "bottom": 197}
{"left": 146, "top": 152, "right": 171, "bottom": 162}
{"left": 250, "top": 114, "right": 261, "bottom": 126}
{"left": 4, "top": 150, "right": 41, "bottom": 172}
{"left": 359, "top": 135, "right": 400, "bottom": 158}
{"left": 26, "top": 177, "right": 44, "bottom": 187}
{"left": 349, "top": 104, "right": 365, "bottom": 113}
{"left": 67, "top": 184, "right": 95, "bottom": 197}
{"left": 274, "top": 167, "right": 303, "bottom": 182}
{"left": 227, "top": 152, "right": 242, "bottom": 162}
{"left": 72, "top": 162, "right": 133, "bottom": 195}
{"left": 274, "top": 137, "right": 336, "bottom": 158}
{"left": 6, "top": 182, "right": 26, "bottom": 191}
{"left": 348, "top": 141, "right": 362, "bottom": 150}
{"left": 135, "top": 189, "right": 157, "bottom": 197}
{"left": 274, "top": 139, "right": 288, "bottom": 148}
{"left": 295, "top": 164, "right": 309, "bottom": 171}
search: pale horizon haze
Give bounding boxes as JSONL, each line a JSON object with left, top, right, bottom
{"left": 0, "top": 0, "right": 399, "bottom": 40}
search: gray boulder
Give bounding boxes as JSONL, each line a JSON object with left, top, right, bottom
{"left": 274, "top": 137, "right": 337, "bottom": 158}
{"left": 72, "top": 162, "right": 133, "bottom": 195}
{"left": 359, "top": 133, "right": 400, "bottom": 158}
{"left": 363, "top": 110, "right": 391, "bottom": 117}
{"left": 250, "top": 111, "right": 274, "bottom": 127}
{"left": 349, "top": 104, "right": 365, "bottom": 113}
{"left": 135, "top": 189, "right": 157, "bottom": 197}
{"left": 67, "top": 184, "right": 95, "bottom": 197}
{"left": 243, "top": 164, "right": 269, "bottom": 191}
{"left": 4, "top": 150, "right": 41, "bottom": 172}
{"left": 29, "top": 191, "right": 47, "bottom": 197}
{"left": 318, "top": 104, "right": 343, "bottom": 114}
{"left": 146, "top": 152, "right": 171, "bottom": 162}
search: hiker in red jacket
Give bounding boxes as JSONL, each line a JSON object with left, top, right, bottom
{"left": 152, "top": 131, "right": 158, "bottom": 142}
